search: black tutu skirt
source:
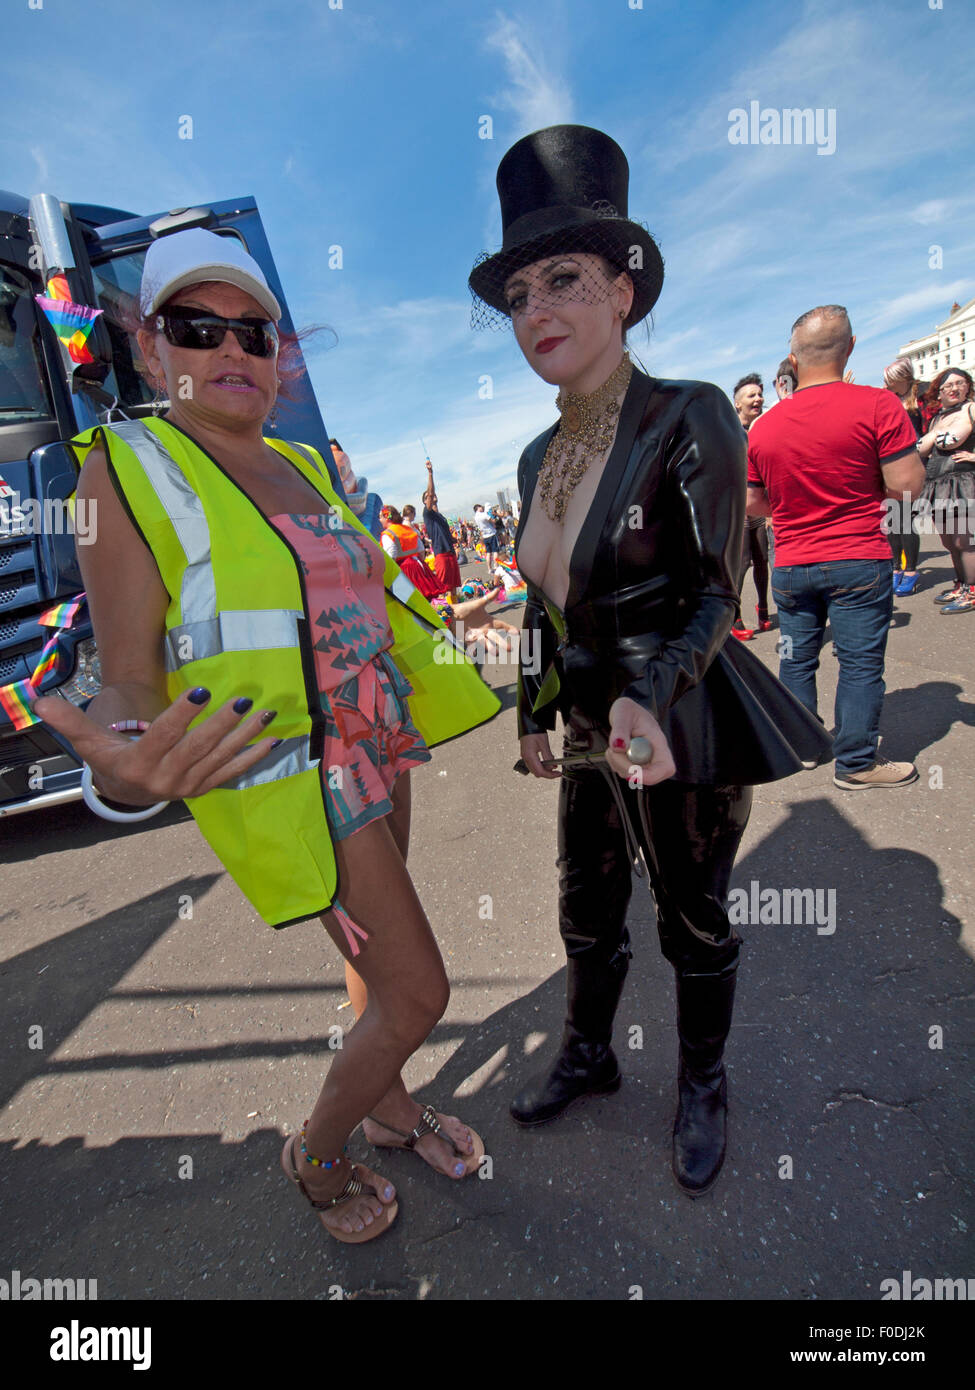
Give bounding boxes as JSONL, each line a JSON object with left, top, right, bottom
{"left": 920, "top": 463, "right": 975, "bottom": 507}
{"left": 559, "top": 632, "right": 834, "bottom": 787}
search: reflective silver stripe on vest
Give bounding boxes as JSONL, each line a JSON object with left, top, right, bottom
{"left": 391, "top": 570, "right": 415, "bottom": 603}
{"left": 284, "top": 440, "right": 324, "bottom": 475}
{"left": 109, "top": 420, "right": 217, "bottom": 625}
{"left": 164, "top": 610, "right": 304, "bottom": 671}
{"left": 218, "top": 735, "right": 318, "bottom": 791}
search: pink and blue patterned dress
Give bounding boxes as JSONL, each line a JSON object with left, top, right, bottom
{"left": 270, "top": 513, "right": 432, "bottom": 952}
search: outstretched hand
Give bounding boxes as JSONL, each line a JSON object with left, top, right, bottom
{"left": 32, "top": 690, "right": 280, "bottom": 805}
{"left": 451, "top": 587, "right": 502, "bottom": 626}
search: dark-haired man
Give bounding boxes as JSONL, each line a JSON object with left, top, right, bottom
{"left": 732, "top": 374, "right": 769, "bottom": 634}
{"left": 423, "top": 459, "right": 462, "bottom": 599}
{"left": 773, "top": 359, "right": 797, "bottom": 401}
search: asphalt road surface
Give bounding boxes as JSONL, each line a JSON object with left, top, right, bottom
{"left": 2, "top": 540, "right": 973, "bottom": 1303}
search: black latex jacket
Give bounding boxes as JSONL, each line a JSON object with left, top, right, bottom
{"left": 514, "top": 369, "right": 833, "bottom": 786}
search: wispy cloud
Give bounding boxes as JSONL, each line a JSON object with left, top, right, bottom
{"left": 485, "top": 11, "right": 574, "bottom": 134}
{"left": 855, "top": 281, "right": 975, "bottom": 343}
{"left": 353, "top": 366, "right": 556, "bottom": 511}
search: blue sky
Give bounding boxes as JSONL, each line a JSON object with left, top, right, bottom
{"left": 4, "top": 0, "right": 974, "bottom": 514}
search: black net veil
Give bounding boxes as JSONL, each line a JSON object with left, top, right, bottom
{"left": 468, "top": 203, "right": 662, "bottom": 332}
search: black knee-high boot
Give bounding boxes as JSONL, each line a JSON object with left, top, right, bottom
{"left": 672, "top": 960, "right": 737, "bottom": 1196}
{"left": 510, "top": 941, "right": 629, "bottom": 1125}
{"left": 511, "top": 747, "right": 635, "bottom": 1126}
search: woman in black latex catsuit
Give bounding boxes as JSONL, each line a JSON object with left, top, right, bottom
{"left": 469, "top": 125, "right": 832, "bottom": 1196}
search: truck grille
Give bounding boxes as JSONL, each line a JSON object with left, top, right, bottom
{"left": 0, "top": 733, "right": 36, "bottom": 766}
{"left": 0, "top": 619, "right": 19, "bottom": 640}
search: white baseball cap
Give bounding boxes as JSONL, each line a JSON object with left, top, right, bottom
{"left": 139, "top": 228, "right": 282, "bottom": 321}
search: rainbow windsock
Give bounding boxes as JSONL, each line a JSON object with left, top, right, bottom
{"left": 494, "top": 556, "right": 527, "bottom": 602}
{"left": 35, "top": 293, "right": 103, "bottom": 365}
{"left": 0, "top": 678, "right": 39, "bottom": 730}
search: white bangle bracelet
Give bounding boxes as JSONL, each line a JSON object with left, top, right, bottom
{"left": 80, "top": 762, "right": 170, "bottom": 823}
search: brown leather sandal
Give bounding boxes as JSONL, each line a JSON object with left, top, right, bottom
{"left": 366, "top": 1103, "right": 485, "bottom": 1178}
{"left": 280, "top": 1135, "right": 397, "bottom": 1243}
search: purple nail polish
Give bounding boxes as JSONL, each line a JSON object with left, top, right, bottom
{"left": 233, "top": 697, "right": 253, "bottom": 714}
{"left": 187, "top": 687, "right": 211, "bottom": 705}
{"left": 270, "top": 738, "right": 283, "bottom": 749}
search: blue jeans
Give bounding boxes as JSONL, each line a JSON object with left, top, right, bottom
{"left": 771, "top": 560, "right": 893, "bottom": 774}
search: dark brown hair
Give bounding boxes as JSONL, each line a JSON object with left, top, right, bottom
{"left": 923, "top": 367, "right": 974, "bottom": 414}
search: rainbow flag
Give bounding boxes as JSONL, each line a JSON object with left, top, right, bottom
{"left": 494, "top": 556, "right": 527, "bottom": 603}
{"left": 31, "top": 632, "right": 62, "bottom": 685}
{"left": 39, "top": 593, "right": 86, "bottom": 629}
{"left": 34, "top": 293, "right": 103, "bottom": 365}
{"left": 0, "top": 591, "right": 87, "bottom": 728}
{"left": 0, "top": 678, "right": 39, "bottom": 730}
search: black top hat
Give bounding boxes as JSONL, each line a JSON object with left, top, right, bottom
{"left": 469, "top": 125, "right": 664, "bottom": 328}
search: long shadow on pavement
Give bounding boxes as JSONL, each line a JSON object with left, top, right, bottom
{"left": 2, "top": 798, "right": 972, "bottom": 1300}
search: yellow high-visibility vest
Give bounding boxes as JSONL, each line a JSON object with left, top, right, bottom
{"left": 71, "top": 418, "right": 501, "bottom": 926}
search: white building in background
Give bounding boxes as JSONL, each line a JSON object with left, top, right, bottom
{"left": 898, "top": 297, "right": 975, "bottom": 383}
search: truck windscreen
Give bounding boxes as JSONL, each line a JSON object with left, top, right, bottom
{"left": 89, "top": 252, "right": 155, "bottom": 411}
{"left": 0, "top": 267, "right": 55, "bottom": 423}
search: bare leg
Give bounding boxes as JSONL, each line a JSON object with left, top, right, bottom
{"left": 287, "top": 809, "right": 454, "bottom": 1235}
{"left": 343, "top": 774, "right": 477, "bottom": 1176}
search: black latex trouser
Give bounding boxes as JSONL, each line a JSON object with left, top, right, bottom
{"left": 557, "top": 711, "right": 753, "bottom": 1042}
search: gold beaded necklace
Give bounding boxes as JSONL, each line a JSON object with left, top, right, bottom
{"left": 537, "top": 355, "right": 633, "bottom": 523}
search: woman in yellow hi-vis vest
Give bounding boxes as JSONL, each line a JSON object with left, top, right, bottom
{"left": 34, "top": 230, "right": 501, "bottom": 1245}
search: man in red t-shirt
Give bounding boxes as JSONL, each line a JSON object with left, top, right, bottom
{"left": 747, "top": 304, "right": 924, "bottom": 789}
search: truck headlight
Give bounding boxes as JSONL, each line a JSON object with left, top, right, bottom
{"left": 58, "top": 638, "right": 102, "bottom": 705}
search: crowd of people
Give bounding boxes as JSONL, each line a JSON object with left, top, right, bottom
{"left": 373, "top": 455, "right": 521, "bottom": 607}
{"left": 732, "top": 324, "right": 973, "bottom": 788}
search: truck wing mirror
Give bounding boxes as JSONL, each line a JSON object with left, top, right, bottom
{"left": 26, "top": 439, "right": 89, "bottom": 591}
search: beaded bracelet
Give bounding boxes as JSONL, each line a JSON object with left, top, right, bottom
{"left": 300, "top": 1121, "right": 347, "bottom": 1170}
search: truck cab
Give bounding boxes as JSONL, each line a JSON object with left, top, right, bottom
{"left": 0, "top": 193, "right": 375, "bottom": 818}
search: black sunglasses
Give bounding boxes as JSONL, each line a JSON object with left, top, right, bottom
{"left": 155, "top": 306, "right": 279, "bottom": 358}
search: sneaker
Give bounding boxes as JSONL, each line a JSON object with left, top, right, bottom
{"left": 833, "top": 755, "right": 919, "bottom": 790}
{"left": 935, "top": 582, "right": 965, "bottom": 602}
{"left": 941, "top": 586, "right": 975, "bottom": 614}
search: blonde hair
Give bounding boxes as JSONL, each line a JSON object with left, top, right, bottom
{"left": 884, "top": 357, "right": 917, "bottom": 410}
